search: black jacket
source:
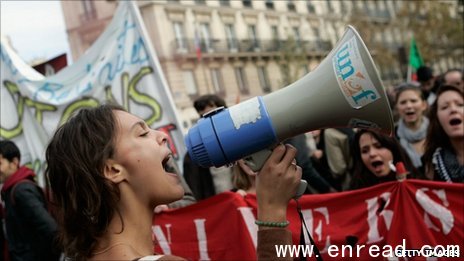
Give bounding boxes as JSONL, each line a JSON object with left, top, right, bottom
{"left": 2, "top": 169, "right": 60, "bottom": 261}
{"left": 285, "top": 134, "right": 333, "bottom": 193}
{"left": 183, "top": 153, "right": 216, "bottom": 200}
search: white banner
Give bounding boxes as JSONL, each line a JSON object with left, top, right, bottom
{"left": 0, "top": 2, "right": 186, "bottom": 185}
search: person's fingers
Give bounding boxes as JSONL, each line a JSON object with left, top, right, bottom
{"left": 281, "top": 144, "right": 297, "bottom": 166}
{"left": 267, "top": 144, "right": 286, "bottom": 162}
{"left": 238, "top": 160, "right": 258, "bottom": 176}
{"left": 294, "top": 165, "right": 302, "bottom": 179}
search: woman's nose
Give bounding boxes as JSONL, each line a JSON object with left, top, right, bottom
{"left": 449, "top": 103, "right": 461, "bottom": 113}
{"left": 153, "top": 129, "right": 168, "bottom": 144}
{"left": 369, "top": 148, "right": 378, "bottom": 157}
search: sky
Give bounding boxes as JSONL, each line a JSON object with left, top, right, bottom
{"left": 0, "top": 0, "right": 71, "bottom": 64}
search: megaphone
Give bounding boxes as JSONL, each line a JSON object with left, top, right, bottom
{"left": 185, "top": 25, "right": 394, "bottom": 196}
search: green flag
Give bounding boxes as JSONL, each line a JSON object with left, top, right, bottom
{"left": 409, "top": 37, "right": 424, "bottom": 69}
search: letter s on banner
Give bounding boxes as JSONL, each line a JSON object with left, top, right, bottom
{"left": 415, "top": 188, "right": 454, "bottom": 235}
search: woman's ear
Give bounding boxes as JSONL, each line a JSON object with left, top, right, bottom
{"left": 104, "top": 159, "right": 126, "bottom": 184}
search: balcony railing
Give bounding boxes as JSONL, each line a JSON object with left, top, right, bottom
{"left": 172, "top": 38, "right": 332, "bottom": 58}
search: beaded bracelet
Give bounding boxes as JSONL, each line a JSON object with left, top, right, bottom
{"left": 254, "top": 220, "right": 289, "bottom": 228}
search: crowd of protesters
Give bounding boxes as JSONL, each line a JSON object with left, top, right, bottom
{"left": 0, "top": 66, "right": 462, "bottom": 260}
{"left": 184, "top": 66, "right": 463, "bottom": 199}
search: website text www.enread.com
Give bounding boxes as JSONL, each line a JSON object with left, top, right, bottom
{"left": 275, "top": 240, "right": 461, "bottom": 258}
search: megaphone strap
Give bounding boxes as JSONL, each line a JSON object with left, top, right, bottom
{"left": 296, "top": 199, "right": 323, "bottom": 261}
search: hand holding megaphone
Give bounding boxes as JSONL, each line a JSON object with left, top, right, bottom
{"left": 243, "top": 145, "right": 308, "bottom": 199}
{"left": 255, "top": 144, "right": 305, "bottom": 209}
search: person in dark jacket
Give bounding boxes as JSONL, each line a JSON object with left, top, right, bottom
{"left": 285, "top": 134, "right": 337, "bottom": 193}
{"left": 0, "top": 140, "right": 60, "bottom": 261}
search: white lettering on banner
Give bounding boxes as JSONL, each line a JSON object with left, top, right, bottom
{"left": 365, "top": 192, "right": 393, "bottom": 244}
{"left": 415, "top": 188, "right": 454, "bottom": 235}
{"left": 301, "top": 207, "right": 331, "bottom": 253}
{"left": 152, "top": 225, "right": 172, "bottom": 254}
{"left": 165, "top": 224, "right": 172, "bottom": 244}
{"left": 193, "top": 219, "right": 210, "bottom": 260}
{"left": 237, "top": 207, "right": 258, "bottom": 248}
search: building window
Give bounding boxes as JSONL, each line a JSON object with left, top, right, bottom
{"left": 307, "top": 1, "right": 315, "bottom": 13}
{"left": 313, "top": 26, "right": 320, "bottom": 38}
{"left": 265, "top": 0, "right": 274, "bottom": 10}
{"left": 225, "top": 24, "right": 238, "bottom": 51}
{"left": 173, "top": 22, "right": 186, "bottom": 51}
{"left": 325, "top": 0, "right": 333, "bottom": 12}
{"left": 270, "top": 25, "right": 280, "bottom": 50}
{"left": 210, "top": 68, "right": 225, "bottom": 95}
{"left": 287, "top": 1, "right": 296, "bottom": 12}
{"left": 340, "top": 1, "right": 346, "bottom": 13}
{"left": 271, "top": 26, "right": 279, "bottom": 40}
{"left": 219, "top": 0, "right": 230, "bottom": 6}
{"left": 200, "top": 23, "right": 212, "bottom": 52}
{"left": 183, "top": 70, "right": 198, "bottom": 96}
{"left": 235, "top": 67, "right": 249, "bottom": 94}
{"left": 363, "top": 1, "right": 370, "bottom": 13}
{"left": 257, "top": 66, "right": 271, "bottom": 93}
{"left": 242, "top": 0, "right": 252, "bottom": 8}
{"left": 195, "top": 0, "right": 206, "bottom": 5}
{"left": 292, "top": 26, "right": 301, "bottom": 43}
{"left": 248, "top": 25, "right": 260, "bottom": 51}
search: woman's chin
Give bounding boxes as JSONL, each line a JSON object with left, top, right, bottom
{"left": 371, "top": 168, "right": 390, "bottom": 178}
{"left": 167, "top": 186, "right": 186, "bottom": 203}
{"left": 173, "top": 186, "right": 185, "bottom": 201}
{"left": 153, "top": 187, "right": 185, "bottom": 207}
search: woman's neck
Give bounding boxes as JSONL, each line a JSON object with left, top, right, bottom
{"left": 404, "top": 117, "right": 422, "bottom": 131}
{"left": 92, "top": 185, "right": 155, "bottom": 259}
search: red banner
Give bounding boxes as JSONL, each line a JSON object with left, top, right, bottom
{"left": 153, "top": 180, "right": 464, "bottom": 260}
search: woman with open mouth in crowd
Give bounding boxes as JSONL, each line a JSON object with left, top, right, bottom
{"left": 349, "top": 129, "right": 421, "bottom": 190}
{"left": 423, "top": 84, "right": 464, "bottom": 183}
{"left": 394, "top": 82, "right": 429, "bottom": 171}
{"left": 45, "top": 104, "right": 301, "bottom": 261}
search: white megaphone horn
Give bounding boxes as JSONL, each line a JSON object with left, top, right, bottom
{"left": 185, "top": 25, "right": 394, "bottom": 197}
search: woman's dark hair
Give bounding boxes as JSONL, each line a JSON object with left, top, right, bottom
{"left": 350, "top": 129, "right": 420, "bottom": 190}
{"left": 394, "top": 82, "right": 426, "bottom": 104}
{"left": 423, "top": 85, "right": 463, "bottom": 179}
{"left": 45, "top": 104, "right": 125, "bottom": 260}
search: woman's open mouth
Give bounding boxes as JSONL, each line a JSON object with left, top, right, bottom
{"left": 449, "top": 118, "right": 462, "bottom": 126}
{"left": 370, "top": 160, "right": 384, "bottom": 172}
{"left": 162, "top": 154, "right": 175, "bottom": 173}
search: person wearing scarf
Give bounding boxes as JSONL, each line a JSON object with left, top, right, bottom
{"left": 423, "top": 85, "right": 464, "bottom": 182}
{"left": 394, "top": 83, "right": 429, "bottom": 170}
{"left": 0, "top": 140, "right": 60, "bottom": 261}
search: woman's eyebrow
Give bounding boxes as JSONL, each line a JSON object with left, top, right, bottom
{"left": 130, "top": 121, "right": 146, "bottom": 131}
